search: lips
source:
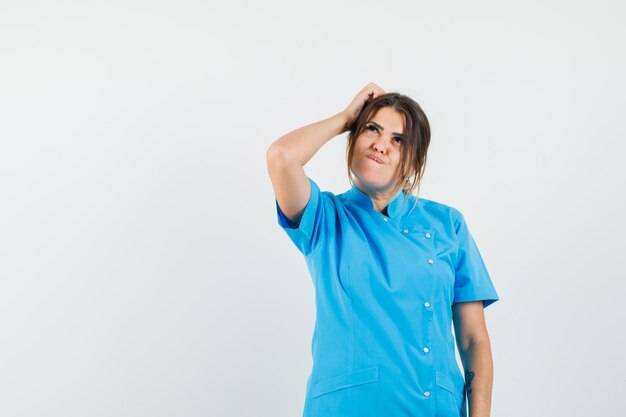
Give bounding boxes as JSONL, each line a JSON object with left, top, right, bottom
{"left": 367, "top": 154, "right": 384, "bottom": 164}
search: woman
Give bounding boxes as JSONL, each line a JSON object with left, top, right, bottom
{"left": 266, "top": 82, "right": 499, "bottom": 417}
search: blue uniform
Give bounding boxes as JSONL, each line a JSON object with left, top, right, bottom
{"left": 275, "top": 177, "right": 499, "bottom": 417}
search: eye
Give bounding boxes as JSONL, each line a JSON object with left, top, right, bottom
{"left": 394, "top": 137, "right": 405, "bottom": 144}
{"left": 365, "top": 124, "right": 378, "bottom": 132}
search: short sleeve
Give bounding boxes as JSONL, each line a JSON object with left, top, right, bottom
{"left": 275, "top": 176, "right": 328, "bottom": 257}
{"left": 453, "top": 211, "right": 500, "bottom": 308}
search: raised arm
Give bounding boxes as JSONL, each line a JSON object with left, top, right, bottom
{"left": 265, "top": 82, "right": 385, "bottom": 225}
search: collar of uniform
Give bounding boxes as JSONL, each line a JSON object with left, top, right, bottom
{"left": 346, "top": 183, "right": 409, "bottom": 219}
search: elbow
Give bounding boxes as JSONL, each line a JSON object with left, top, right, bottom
{"left": 459, "top": 333, "right": 491, "bottom": 355}
{"left": 266, "top": 143, "right": 296, "bottom": 169}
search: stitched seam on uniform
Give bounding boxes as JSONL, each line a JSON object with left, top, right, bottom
{"left": 310, "top": 366, "right": 379, "bottom": 398}
{"left": 347, "top": 261, "right": 355, "bottom": 370}
{"left": 452, "top": 210, "right": 463, "bottom": 266}
{"left": 375, "top": 378, "right": 380, "bottom": 416}
{"left": 304, "top": 196, "right": 335, "bottom": 259}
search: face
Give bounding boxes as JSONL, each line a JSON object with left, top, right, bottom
{"left": 350, "top": 106, "right": 409, "bottom": 196}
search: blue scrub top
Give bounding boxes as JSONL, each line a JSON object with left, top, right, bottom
{"left": 275, "top": 177, "right": 499, "bottom": 417}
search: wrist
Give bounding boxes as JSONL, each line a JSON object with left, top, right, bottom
{"left": 334, "top": 111, "right": 351, "bottom": 134}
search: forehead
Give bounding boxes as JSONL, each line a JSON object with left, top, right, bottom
{"left": 367, "top": 106, "right": 405, "bottom": 133}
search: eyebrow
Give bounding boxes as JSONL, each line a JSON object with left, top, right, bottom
{"left": 367, "top": 121, "right": 406, "bottom": 140}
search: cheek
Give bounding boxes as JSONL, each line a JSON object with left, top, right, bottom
{"left": 352, "top": 139, "right": 368, "bottom": 155}
{"left": 390, "top": 151, "right": 402, "bottom": 165}
{"left": 391, "top": 156, "right": 405, "bottom": 174}
{"left": 354, "top": 134, "right": 368, "bottom": 147}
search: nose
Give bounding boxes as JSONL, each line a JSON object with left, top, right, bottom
{"left": 372, "top": 135, "right": 388, "bottom": 153}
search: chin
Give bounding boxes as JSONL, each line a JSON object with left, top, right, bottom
{"left": 354, "top": 170, "right": 393, "bottom": 189}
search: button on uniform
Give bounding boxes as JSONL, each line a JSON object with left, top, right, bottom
{"left": 423, "top": 347, "right": 429, "bottom": 353}
{"left": 424, "top": 301, "right": 431, "bottom": 308}
{"left": 403, "top": 228, "right": 409, "bottom": 234}
{"left": 425, "top": 232, "right": 431, "bottom": 238}
{"left": 428, "top": 258, "right": 434, "bottom": 264}
{"left": 424, "top": 391, "right": 430, "bottom": 397}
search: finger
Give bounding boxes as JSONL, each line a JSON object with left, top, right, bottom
{"left": 364, "top": 83, "right": 377, "bottom": 94}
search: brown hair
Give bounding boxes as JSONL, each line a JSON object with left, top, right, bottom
{"left": 346, "top": 92, "right": 431, "bottom": 209}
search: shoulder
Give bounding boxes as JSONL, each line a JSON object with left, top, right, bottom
{"left": 305, "top": 176, "right": 349, "bottom": 214}
{"left": 406, "top": 195, "right": 464, "bottom": 223}
{"left": 402, "top": 195, "right": 473, "bottom": 241}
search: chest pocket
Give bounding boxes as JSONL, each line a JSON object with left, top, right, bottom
{"left": 403, "top": 227, "right": 456, "bottom": 294}
{"left": 308, "top": 366, "right": 379, "bottom": 417}
{"left": 402, "top": 227, "right": 441, "bottom": 268}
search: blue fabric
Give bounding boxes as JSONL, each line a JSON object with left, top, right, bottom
{"left": 275, "top": 176, "right": 499, "bottom": 417}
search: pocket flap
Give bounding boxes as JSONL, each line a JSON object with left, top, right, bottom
{"left": 435, "top": 371, "right": 464, "bottom": 407}
{"left": 311, "top": 366, "right": 379, "bottom": 398}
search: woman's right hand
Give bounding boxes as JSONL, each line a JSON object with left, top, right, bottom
{"left": 340, "top": 82, "right": 386, "bottom": 131}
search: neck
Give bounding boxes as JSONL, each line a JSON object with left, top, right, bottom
{"left": 353, "top": 178, "right": 399, "bottom": 214}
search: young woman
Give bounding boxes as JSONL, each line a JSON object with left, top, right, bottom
{"left": 266, "top": 82, "right": 499, "bottom": 417}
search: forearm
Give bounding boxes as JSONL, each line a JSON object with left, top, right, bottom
{"left": 267, "top": 112, "right": 349, "bottom": 167}
{"left": 459, "top": 339, "right": 494, "bottom": 417}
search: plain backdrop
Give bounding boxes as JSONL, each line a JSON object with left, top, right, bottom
{"left": 1, "top": 1, "right": 625, "bottom": 416}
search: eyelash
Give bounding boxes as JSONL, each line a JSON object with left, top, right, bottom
{"left": 365, "top": 124, "right": 405, "bottom": 144}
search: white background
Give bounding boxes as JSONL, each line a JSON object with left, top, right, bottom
{"left": 1, "top": 1, "right": 625, "bottom": 416}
